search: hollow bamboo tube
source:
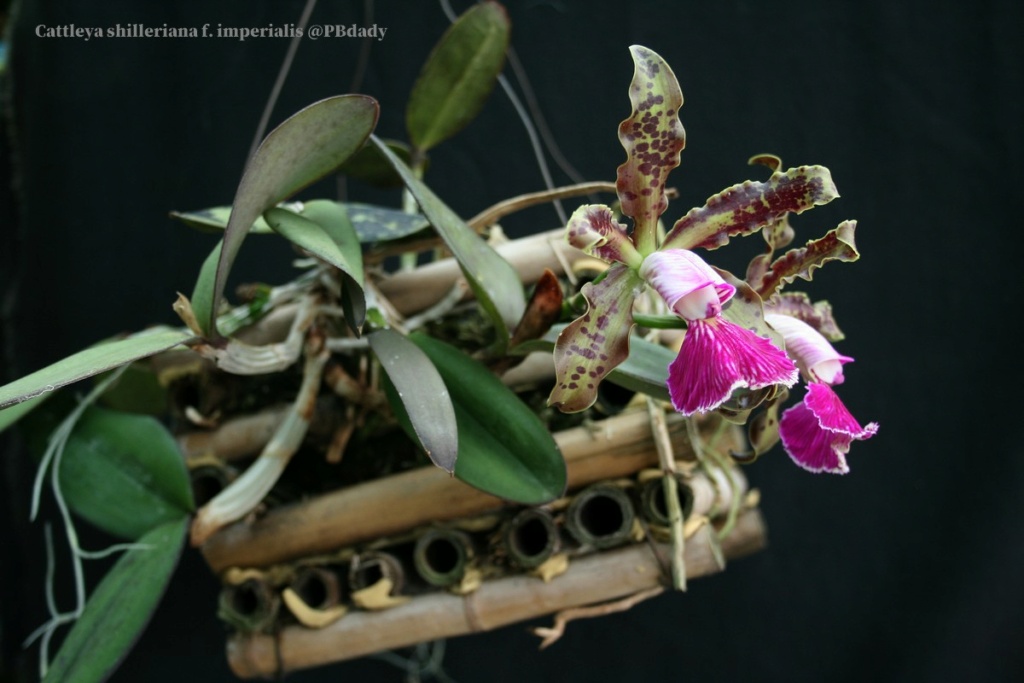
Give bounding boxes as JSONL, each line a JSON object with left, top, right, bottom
{"left": 201, "top": 410, "right": 737, "bottom": 573}
{"left": 178, "top": 405, "right": 290, "bottom": 463}
{"left": 227, "top": 508, "right": 766, "bottom": 678}
{"left": 376, "top": 228, "right": 583, "bottom": 316}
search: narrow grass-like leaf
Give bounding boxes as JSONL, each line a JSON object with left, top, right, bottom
{"left": 56, "top": 405, "right": 194, "bottom": 539}
{"left": 371, "top": 135, "right": 525, "bottom": 345}
{"left": 406, "top": 1, "right": 510, "bottom": 153}
{"left": 410, "top": 334, "right": 566, "bottom": 504}
{"left": 0, "top": 329, "right": 194, "bottom": 410}
{"left": 616, "top": 45, "right": 686, "bottom": 254}
{"left": 370, "top": 329, "right": 458, "bottom": 473}
{"left": 662, "top": 166, "right": 839, "bottom": 252}
{"left": 42, "top": 518, "right": 188, "bottom": 683}
{"left": 205, "top": 95, "right": 379, "bottom": 336}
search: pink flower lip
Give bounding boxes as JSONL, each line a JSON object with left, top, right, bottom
{"left": 780, "top": 382, "right": 878, "bottom": 474}
{"left": 667, "top": 316, "right": 798, "bottom": 415}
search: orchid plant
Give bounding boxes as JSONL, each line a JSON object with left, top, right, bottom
{"left": 0, "top": 10, "right": 877, "bottom": 681}
{"left": 548, "top": 46, "right": 876, "bottom": 474}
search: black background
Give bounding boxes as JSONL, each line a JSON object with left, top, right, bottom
{"left": 2, "top": 1, "right": 1022, "bottom": 681}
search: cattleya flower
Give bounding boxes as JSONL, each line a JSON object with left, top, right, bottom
{"left": 765, "top": 313, "right": 878, "bottom": 474}
{"left": 548, "top": 45, "right": 836, "bottom": 417}
{"left": 640, "top": 250, "right": 797, "bottom": 415}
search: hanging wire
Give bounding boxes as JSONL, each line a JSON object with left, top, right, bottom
{"left": 439, "top": 0, "right": 569, "bottom": 226}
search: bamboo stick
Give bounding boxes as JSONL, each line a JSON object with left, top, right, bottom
{"left": 226, "top": 508, "right": 766, "bottom": 678}
{"left": 200, "top": 410, "right": 740, "bottom": 573}
{"left": 376, "top": 228, "right": 583, "bottom": 316}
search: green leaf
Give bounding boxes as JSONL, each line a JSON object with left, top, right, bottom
{"left": 370, "top": 329, "right": 459, "bottom": 473}
{"left": 97, "top": 362, "right": 169, "bottom": 416}
{"left": 43, "top": 518, "right": 188, "bottom": 683}
{"left": 169, "top": 206, "right": 276, "bottom": 234}
{"left": 406, "top": 1, "right": 510, "bottom": 152}
{"left": 187, "top": 239, "right": 223, "bottom": 337}
{"left": 171, "top": 201, "right": 430, "bottom": 245}
{"left": 204, "top": 94, "right": 379, "bottom": 336}
{"left": 752, "top": 220, "right": 861, "bottom": 298}
{"left": 0, "top": 329, "right": 194, "bottom": 410}
{"left": 609, "top": 336, "right": 673, "bottom": 402}
{"left": 370, "top": 135, "right": 525, "bottom": 346}
{"left": 263, "top": 206, "right": 365, "bottom": 287}
{"left": 616, "top": 45, "right": 686, "bottom": 254}
{"left": 302, "top": 200, "right": 367, "bottom": 332}
{"left": 410, "top": 334, "right": 566, "bottom": 504}
{"left": 337, "top": 138, "right": 427, "bottom": 187}
{"left": 347, "top": 202, "right": 431, "bottom": 244}
{"left": 58, "top": 405, "right": 194, "bottom": 539}
{"left": 662, "top": 166, "right": 839, "bottom": 252}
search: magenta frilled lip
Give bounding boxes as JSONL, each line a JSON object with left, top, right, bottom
{"left": 667, "top": 316, "right": 798, "bottom": 415}
{"left": 780, "top": 382, "right": 878, "bottom": 474}
{"left": 640, "top": 249, "right": 735, "bottom": 321}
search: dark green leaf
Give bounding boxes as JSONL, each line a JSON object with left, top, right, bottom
{"left": 406, "top": 1, "right": 510, "bottom": 152}
{"left": 410, "top": 334, "right": 566, "bottom": 504}
{"left": 609, "top": 336, "right": 673, "bottom": 401}
{"left": 370, "top": 329, "right": 458, "bottom": 473}
{"left": 347, "top": 202, "right": 431, "bottom": 244}
{"left": 58, "top": 405, "right": 194, "bottom": 539}
{"left": 371, "top": 135, "right": 525, "bottom": 347}
{"left": 98, "top": 362, "right": 169, "bottom": 416}
{"left": 337, "top": 139, "right": 426, "bottom": 187}
{"left": 205, "top": 95, "right": 379, "bottom": 336}
{"left": 43, "top": 518, "right": 188, "bottom": 683}
{"left": 0, "top": 329, "right": 194, "bottom": 410}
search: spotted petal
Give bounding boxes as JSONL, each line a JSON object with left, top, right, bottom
{"left": 565, "top": 204, "right": 642, "bottom": 268}
{"left": 668, "top": 317, "right": 798, "bottom": 416}
{"left": 780, "top": 383, "right": 877, "bottom": 474}
{"left": 662, "top": 166, "right": 839, "bottom": 252}
{"left": 616, "top": 45, "right": 686, "bottom": 254}
{"left": 549, "top": 264, "right": 644, "bottom": 413}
